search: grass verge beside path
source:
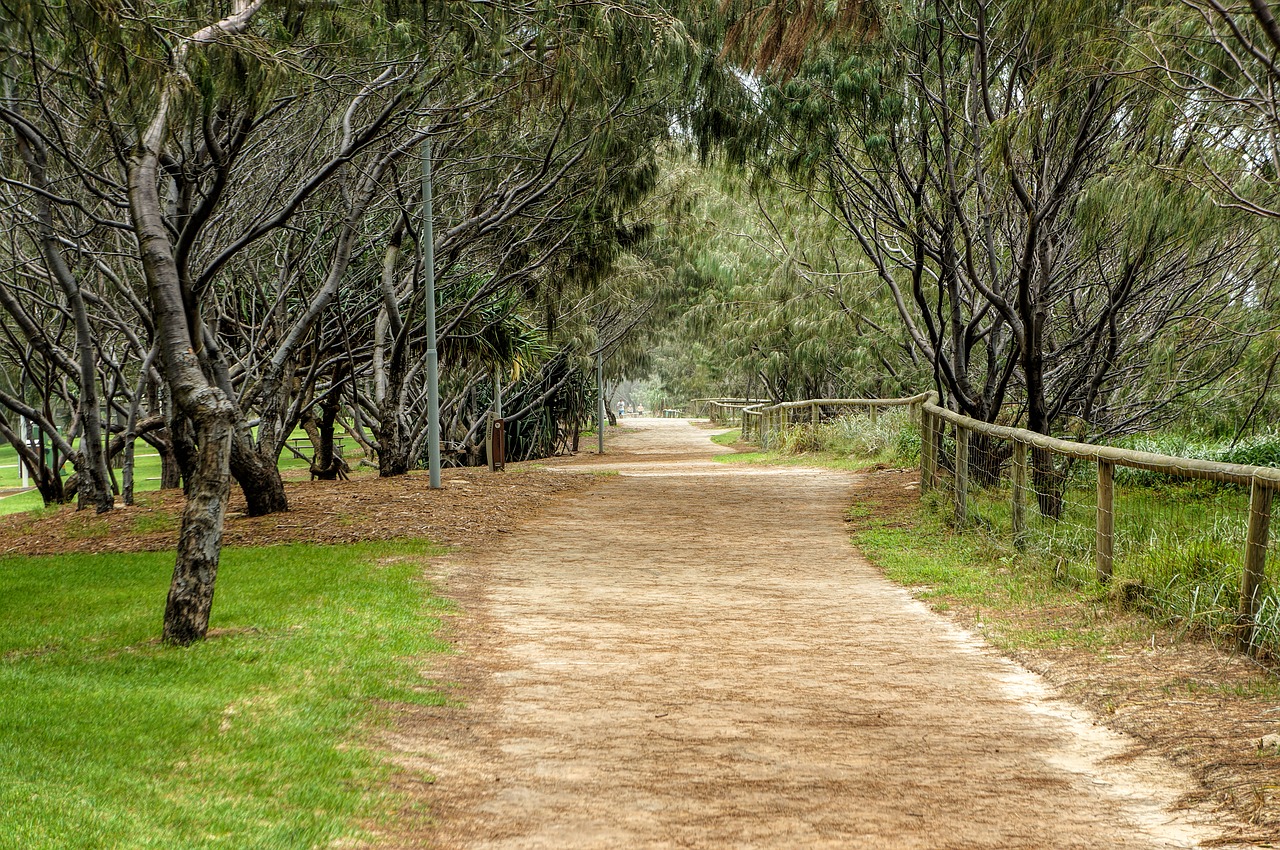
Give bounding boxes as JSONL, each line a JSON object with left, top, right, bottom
{"left": 712, "top": 432, "right": 1280, "bottom": 836}
{"left": 709, "top": 428, "right": 890, "bottom": 472}
{"left": 847, "top": 474, "right": 1280, "bottom": 836}
{"left": 0, "top": 539, "right": 449, "bottom": 849}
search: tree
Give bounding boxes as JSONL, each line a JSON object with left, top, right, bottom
{"left": 714, "top": 0, "right": 1268, "bottom": 510}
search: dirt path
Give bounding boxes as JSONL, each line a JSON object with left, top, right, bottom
{"left": 394, "top": 418, "right": 1250, "bottom": 849}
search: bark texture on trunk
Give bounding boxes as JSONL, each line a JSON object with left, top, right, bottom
{"left": 377, "top": 409, "right": 412, "bottom": 477}
{"left": 130, "top": 102, "right": 238, "bottom": 644}
{"left": 229, "top": 428, "right": 290, "bottom": 515}
{"left": 162, "top": 394, "right": 234, "bottom": 645}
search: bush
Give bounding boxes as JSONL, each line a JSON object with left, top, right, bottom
{"left": 774, "top": 409, "right": 919, "bottom": 465}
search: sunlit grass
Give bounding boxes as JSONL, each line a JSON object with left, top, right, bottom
{"left": 0, "top": 539, "right": 449, "bottom": 849}
{"left": 852, "top": 498, "right": 1145, "bottom": 652}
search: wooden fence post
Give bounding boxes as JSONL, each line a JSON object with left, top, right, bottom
{"left": 869, "top": 403, "right": 878, "bottom": 423}
{"left": 931, "top": 414, "right": 943, "bottom": 490}
{"left": 811, "top": 403, "right": 819, "bottom": 425}
{"left": 1238, "top": 477, "right": 1273, "bottom": 654}
{"left": 954, "top": 424, "right": 969, "bottom": 527}
{"left": 1012, "top": 440, "right": 1027, "bottom": 549}
{"left": 919, "top": 409, "right": 934, "bottom": 496}
{"left": 1096, "top": 460, "right": 1114, "bottom": 583}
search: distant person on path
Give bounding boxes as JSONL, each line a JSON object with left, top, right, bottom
{"left": 618, "top": 401, "right": 626, "bottom": 420}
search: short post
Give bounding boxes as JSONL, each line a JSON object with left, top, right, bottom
{"left": 954, "top": 424, "right": 969, "bottom": 527}
{"left": 1238, "top": 477, "right": 1273, "bottom": 654}
{"left": 486, "top": 411, "right": 495, "bottom": 472}
{"left": 811, "top": 403, "right": 819, "bottom": 425}
{"left": 868, "top": 403, "right": 878, "bottom": 423}
{"left": 930, "top": 414, "right": 943, "bottom": 490}
{"left": 1096, "top": 460, "right": 1114, "bottom": 583}
{"left": 1011, "top": 440, "right": 1027, "bottom": 549}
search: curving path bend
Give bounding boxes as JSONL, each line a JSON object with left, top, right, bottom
{"left": 400, "top": 417, "right": 1247, "bottom": 850}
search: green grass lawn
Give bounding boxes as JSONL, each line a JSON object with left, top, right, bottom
{"left": 852, "top": 499, "right": 1137, "bottom": 652}
{"left": 0, "top": 443, "right": 313, "bottom": 517}
{"left": 0, "top": 539, "right": 450, "bottom": 849}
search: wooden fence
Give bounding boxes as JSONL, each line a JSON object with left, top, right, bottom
{"left": 692, "top": 398, "right": 772, "bottom": 424}
{"left": 727, "top": 392, "right": 1278, "bottom": 657}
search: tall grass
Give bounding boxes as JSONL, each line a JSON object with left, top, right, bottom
{"left": 773, "top": 409, "right": 920, "bottom": 466}
{"left": 959, "top": 462, "right": 1278, "bottom": 658}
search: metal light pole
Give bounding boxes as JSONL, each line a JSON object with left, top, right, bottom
{"left": 422, "top": 139, "right": 441, "bottom": 489}
{"left": 597, "top": 350, "right": 605, "bottom": 455}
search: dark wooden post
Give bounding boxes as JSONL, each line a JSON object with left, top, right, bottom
{"left": 1096, "top": 460, "right": 1114, "bottom": 583}
{"left": 1238, "top": 477, "right": 1273, "bottom": 654}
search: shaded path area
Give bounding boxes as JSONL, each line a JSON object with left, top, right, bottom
{"left": 394, "top": 418, "right": 1248, "bottom": 849}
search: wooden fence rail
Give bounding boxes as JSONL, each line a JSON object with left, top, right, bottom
{"left": 724, "top": 391, "right": 1277, "bottom": 657}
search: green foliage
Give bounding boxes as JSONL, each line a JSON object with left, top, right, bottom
{"left": 640, "top": 153, "right": 928, "bottom": 404}
{"left": 1110, "top": 431, "right": 1280, "bottom": 487}
{"left": 0, "top": 540, "right": 449, "bottom": 849}
{"left": 770, "top": 409, "right": 919, "bottom": 466}
{"left": 955, "top": 458, "right": 1280, "bottom": 658}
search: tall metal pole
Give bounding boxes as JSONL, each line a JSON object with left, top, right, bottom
{"left": 597, "top": 350, "right": 605, "bottom": 454}
{"left": 493, "top": 366, "right": 503, "bottom": 418}
{"left": 422, "top": 139, "right": 442, "bottom": 489}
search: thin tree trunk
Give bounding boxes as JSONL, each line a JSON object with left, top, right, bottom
{"left": 130, "top": 85, "right": 239, "bottom": 644}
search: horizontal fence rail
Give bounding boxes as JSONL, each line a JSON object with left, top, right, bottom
{"left": 694, "top": 398, "right": 772, "bottom": 425}
{"left": 740, "top": 394, "right": 931, "bottom": 447}
{"left": 722, "top": 391, "right": 1279, "bottom": 659}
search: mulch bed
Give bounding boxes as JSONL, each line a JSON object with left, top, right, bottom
{"left": 852, "top": 468, "right": 1280, "bottom": 845}
{"left": 0, "top": 463, "right": 598, "bottom": 557}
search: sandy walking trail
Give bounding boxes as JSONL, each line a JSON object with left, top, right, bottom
{"left": 401, "top": 418, "right": 1246, "bottom": 849}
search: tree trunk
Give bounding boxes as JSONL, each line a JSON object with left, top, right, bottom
{"left": 309, "top": 368, "right": 350, "bottom": 480}
{"left": 162, "top": 400, "right": 234, "bottom": 645}
{"left": 130, "top": 105, "right": 238, "bottom": 645}
{"left": 168, "top": 412, "right": 199, "bottom": 494}
{"left": 229, "top": 428, "right": 290, "bottom": 515}
{"left": 141, "top": 427, "right": 185, "bottom": 490}
{"left": 11, "top": 128, "right": 113, "bottom": 513}
{"left": 377, "top": 407, "right": 412, "bottom": 476}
